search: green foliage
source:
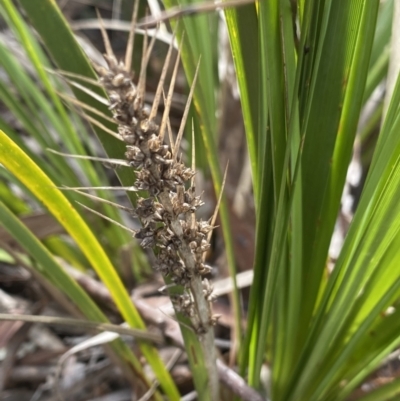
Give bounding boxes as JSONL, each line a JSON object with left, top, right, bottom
{"left": 1, "top": 0, "right": 400, "bottom": 400}
{"left": 0, "top": 0, "right": 178, "bottom": 399}
{"left": 0, "top": 128, "right": 179, "bottom": 400}
{"left": 223, "top": 0, "right": 400, "bottom": 400}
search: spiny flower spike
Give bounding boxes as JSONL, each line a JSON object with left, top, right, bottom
{"left": 92, "top": 25, "right": 211, "bottom": 304}
{"left": 91, "top": 9, "right": 220, "bottom": 398}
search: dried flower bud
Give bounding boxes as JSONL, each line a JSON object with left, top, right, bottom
{"left": 210, "top": 314, "right": 221, "bottom": 326}
{"left": 112, "top": 73, "right": 127, "bottom": 87}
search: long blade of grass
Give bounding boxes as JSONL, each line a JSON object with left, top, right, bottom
{"left": 287, "top": 1, "right": 380, "bottom": 369}
{"left": 224, "top": 3, "right": 259, "bottom": 197}
{"left": 0, "top": 129, "right": 180, "bottom": 400}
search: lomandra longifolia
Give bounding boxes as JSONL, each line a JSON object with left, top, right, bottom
{"left": 89, "top": 5, "right": 220, "bottom": 398}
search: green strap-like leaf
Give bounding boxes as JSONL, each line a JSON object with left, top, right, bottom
{"left": 0, "top": 129, "right": 180, "bottom": 400}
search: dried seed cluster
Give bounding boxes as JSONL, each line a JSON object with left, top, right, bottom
{"left": 94, "top": 50, "right": 218, "bottom": 331}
